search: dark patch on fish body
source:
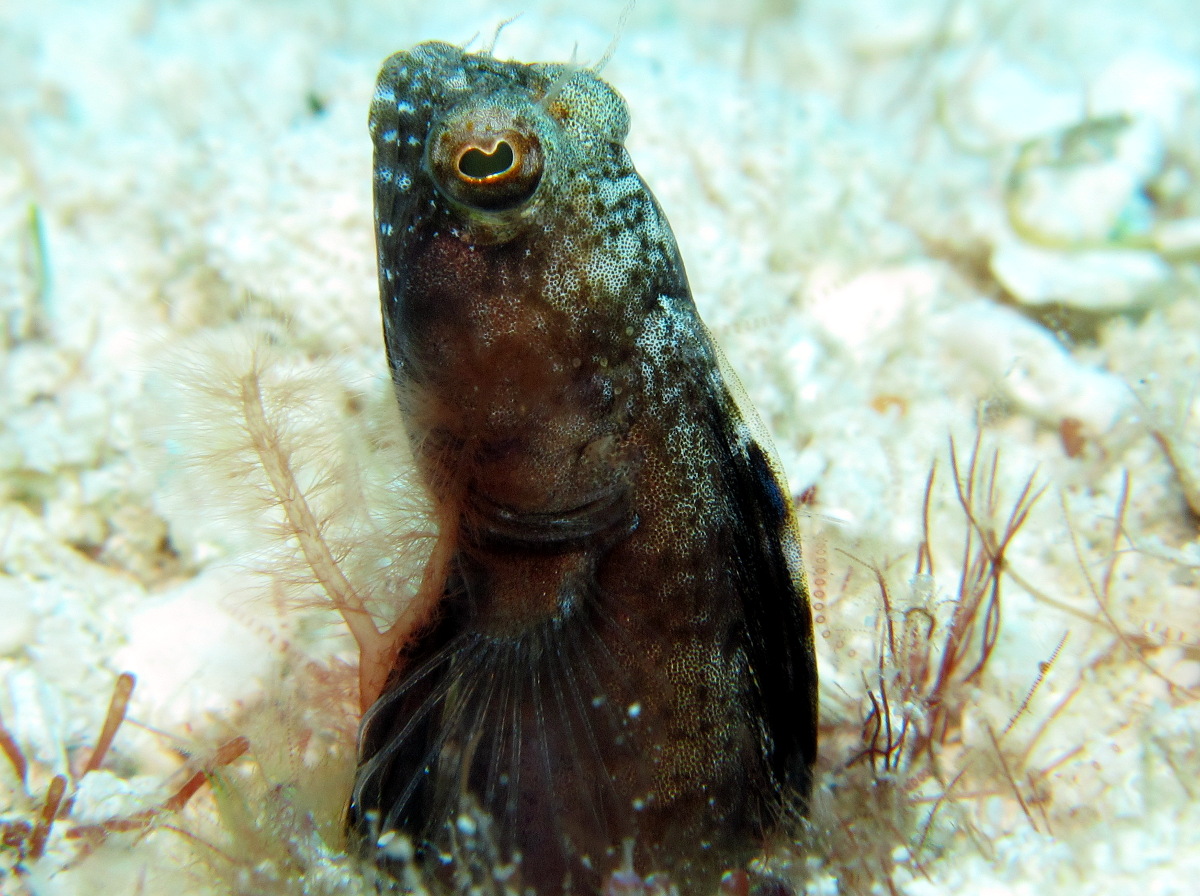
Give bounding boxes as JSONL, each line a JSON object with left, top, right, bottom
{"left": 350, "top": 41, "right": 818, "bottom": 895}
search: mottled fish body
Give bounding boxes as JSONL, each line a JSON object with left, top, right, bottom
{"left": 351, "top": 41, "right": 817, "bottom": 895}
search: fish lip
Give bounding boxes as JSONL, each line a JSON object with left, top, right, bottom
{"left": 464, "top": 486, "right": 638, "bottom": 552}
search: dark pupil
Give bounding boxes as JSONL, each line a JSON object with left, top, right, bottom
{"left": 458, "top": 141, "right": 515, "bottom": 179}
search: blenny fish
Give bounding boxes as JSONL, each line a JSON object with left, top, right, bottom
{"left": 349, "top": 41, "right": 818, "bottom": 895}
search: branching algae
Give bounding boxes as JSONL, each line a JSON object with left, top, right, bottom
{"left": 349, "top": 42, "right": 818, "bottom": 895}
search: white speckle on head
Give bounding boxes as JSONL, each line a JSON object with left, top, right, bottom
{"left": 456, "top": 814, "right": 478, "bottom": 836}
{"left": 378, "top": 830, "right": 414, "bottom": 862}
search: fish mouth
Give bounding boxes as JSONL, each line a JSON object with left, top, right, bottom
{"left": 465, "top": 486, "right": 637, "bottom": 553}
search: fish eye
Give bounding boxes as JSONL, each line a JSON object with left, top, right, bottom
{"left": 429, "top": 112, "right": 544, "bottom": 212}
{"left": 457, "top": 140, "right": 515, "bottom": 179}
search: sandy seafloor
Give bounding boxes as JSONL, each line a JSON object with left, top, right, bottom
{"left": 2, "top": 0, "right": 1200, "bottom": 893}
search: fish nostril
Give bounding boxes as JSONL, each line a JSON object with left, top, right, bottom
{"left": 458, "top": 141, "right": 516, "bottom": 180}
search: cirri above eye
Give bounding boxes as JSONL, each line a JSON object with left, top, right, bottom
{"left": 428, "top": 107, "right": 544, "bottom": 211}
